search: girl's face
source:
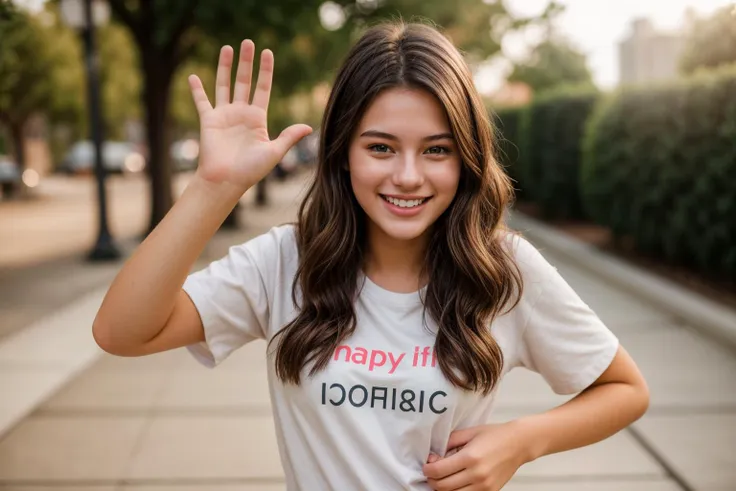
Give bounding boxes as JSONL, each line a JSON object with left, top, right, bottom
{"left": 348, "top": 87, "right": 462, "bottom": 244}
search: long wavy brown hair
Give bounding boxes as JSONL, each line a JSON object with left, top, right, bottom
{"left": 269, "top": 20, "right": 523, "bottom": 395}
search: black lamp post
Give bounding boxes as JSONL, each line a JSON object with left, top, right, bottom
{"left": 61, "top": 0, "right": 120, "bottom": 261}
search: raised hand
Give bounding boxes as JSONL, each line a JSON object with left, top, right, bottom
{"left": 188, "top": 40, "right": 312, "bottom": 189}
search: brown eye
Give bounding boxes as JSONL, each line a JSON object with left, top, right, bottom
{"left": 425, "top": 146, "right": 450, "bottom": 155}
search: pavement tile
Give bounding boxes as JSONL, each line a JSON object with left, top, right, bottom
{"left": 0, "top": 287, "right": 107, "bottom": 437}
{"left": 0, "top": 288, "right": 104, "bottom": 367}
{"left": 155, "top": 369, "right": 271, "bottom": 409}
{"left": 117, "top": 486, "right": 284, "bottom": 491}
{"left": 0, "top": 368, "right": 75, "bottom": 439}
{"left": 125, "top": 415, "right": 283, "bottom": 480}
{"left": 43, "top": 369, "right": 170, "bottom": 411}
{"left": 504, "top": 480, "right": 681, "bottom": 491}
{"left": 0, "top": 487, "right": 115, "bottom": 491}
{"left": 495, "top": 368, "right": 573, "bottom": 412}
{"left": 634, "top": 412, "right": 736, "bottom": 490}
{"left": 0, "top": 481, "right": 683, "bottom": 491}
{"left": 617, "top": 325, "right": 736, "bottom": 408}
{"left": 94, "top": 349, "right": 186, "bottom": 373}
{"left": 517, "top": 432, "right": 664, "bottom": 479}
{"left": 0, "top": 416, "right": 147, "bottom": 481}
{"left": 491, "top": 410, "right": 664, "bottom": 479}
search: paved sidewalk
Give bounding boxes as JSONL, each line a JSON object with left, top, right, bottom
{"left": 0, "top": 175, "right": 735, "bottom": 490}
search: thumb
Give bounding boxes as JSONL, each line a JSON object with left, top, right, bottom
{"left": 426, "top": 453, "right": 440, "bottom": 464}
{"left": 446, "top": 427, "right": 482, "bottom": 451}
{"left": 271, "top": 124, "right": 313, "bottom": 160}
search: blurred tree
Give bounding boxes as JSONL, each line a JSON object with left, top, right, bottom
{"left": 508, "top": 39, "right": 594, "bottom": 94}
{"left": 680, "top": 4, "right": 736, "bottom": 74}
{"left": 170, "top": 57, "right": 215, "bottom": 138}
{"left": 0, "top": 3, "right": 55, "bottom": 196}
{"left": 41, "top": 9, "right": 85, "bottom": 168}
{"left": 106, "top": 0, "right": 547, "bottom": 231}
{"left": 0, "top": 2, "right": 143, "bottom": 176}
{"left": 41, "top": 2, "right": 141, "bottom": 147}
{"left": 97, "top": 20, "right": 142, "bottom": 140}
{"left": 503, "top": 2, "right": 592, "bottom": 95}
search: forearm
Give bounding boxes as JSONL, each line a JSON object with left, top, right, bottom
{"left": 93, "top": 174, "right": 246, "bottom": 349}
{"left": 515, "top": 380, "right": 650, "bottom": 463}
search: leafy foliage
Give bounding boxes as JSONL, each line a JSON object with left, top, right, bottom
{"left": 680, "top": 4, "right": 736, "bottom": 75}
{"left": 582, "top": 65, "right": 736, "bottom": 279}
{"left": 509, "top": 39, "right": 594, "bottom": 94}
{"left": 519, "top": 85, "right": 598, "bottom": 219}
{"left": 0, "top": 5, "right": 55, "bottom": 128}
{"left": 490, "top": 107, "right": 525, "bottom": 200}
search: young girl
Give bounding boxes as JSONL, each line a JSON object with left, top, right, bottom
{"left": 93, "top": 21, "right": 649, "bottom": 491}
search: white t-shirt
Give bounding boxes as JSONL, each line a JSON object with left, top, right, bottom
{"left": 182, "top": 224, "right": 619, "bottom": 490}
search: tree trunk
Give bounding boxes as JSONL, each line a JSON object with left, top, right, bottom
{"left": 255, "top": 178, "right": 269, "bottom": 207}
{"left": 221, "top": 201, "right": 242, "bottom": 229}
{"left": 2, "top": 121, "right": 26, "bottom": 199}
{"left": 141, "top": 55, "right": 175, "bottom": 234}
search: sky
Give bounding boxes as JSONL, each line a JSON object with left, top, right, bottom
{"left": 16, "top": 0, "right": 734, "bottom": 91}
{"left": 475, "top": 0, "right": 735, "bottom": 93}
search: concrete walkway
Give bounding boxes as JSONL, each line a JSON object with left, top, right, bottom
{"left": 1, "top": 172, "right": 735, "bottom": 490}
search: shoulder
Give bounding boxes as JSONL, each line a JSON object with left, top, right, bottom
{"left": 498, "top": 229, "right": 558, "bottom": 298}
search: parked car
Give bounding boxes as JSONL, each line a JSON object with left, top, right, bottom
{"left": 170, "top": 138, "right": 199, "bottom": 172}
{"left": 0, "top": 156, "right": 21, "bottom": 186}
{"left": 60, "top": 141, "right": 145, "bottom": 175}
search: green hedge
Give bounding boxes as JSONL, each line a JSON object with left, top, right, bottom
{"left": 492, "top": 107, "right": 525, "bottom": 199}
{"left": 582, "top": 65, "right": 736, "bottom": 278}
{"left": 519, "top": 86, "right": 599, "bottom": 220}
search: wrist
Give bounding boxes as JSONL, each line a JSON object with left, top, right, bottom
{"left": 187, "top": 172, "right": 250, "bottom": 204}
{"left": 178, "top": 173, "right": 249, "bottom": 227}
{"left": 509, "top": 416, "right": 548, "bottom": 464}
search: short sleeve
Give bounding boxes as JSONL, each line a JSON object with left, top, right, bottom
{"left": 513, "top": 237, "right": 620, "bottom": 395}
{"left": 182, "top": 230, "right": 283, "bottom": 368}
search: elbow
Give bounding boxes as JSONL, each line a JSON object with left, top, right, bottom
{"left": 92, "top": 317, "right": 119, "bottom": 355}
{"left": 638, "top": 382, "right": 651, "bottom": 418}
{"left": 92, "top": 315, "right": 136, "bottom": 357}
{"left": 630, "top": 378, "right": 651, "bottom": 423}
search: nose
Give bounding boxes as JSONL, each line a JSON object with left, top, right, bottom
{"left": 392, "top": 154, "right": 424, "bottom": 189}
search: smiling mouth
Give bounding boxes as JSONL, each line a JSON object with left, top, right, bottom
{"left": 380, "top": 194, "right": 432, "bottom": 208}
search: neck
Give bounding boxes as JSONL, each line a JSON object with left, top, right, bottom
{"left": 363, "top": 223, "right": 429, "bottom": 293}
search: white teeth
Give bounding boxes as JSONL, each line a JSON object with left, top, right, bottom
{"left": 384, "top": 196, "right": 427, "bottom": 208}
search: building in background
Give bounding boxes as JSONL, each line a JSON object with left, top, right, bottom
{"left": 618, "top": 18, "right": 685, "bottom": 86}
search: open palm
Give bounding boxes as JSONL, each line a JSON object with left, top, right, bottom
{"left": 188, "top": 40, "right": 312, "bottom": 188}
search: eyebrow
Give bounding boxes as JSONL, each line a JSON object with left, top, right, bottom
{"left": 359, "top": 130, "right": 454, "bottom": 142}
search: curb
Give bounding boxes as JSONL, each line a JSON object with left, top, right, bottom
{"left": 0, "top": 287, "right": 107, "bottom": 440}
{"left": 508, "top": 211, "right": 736, "bottom": 349}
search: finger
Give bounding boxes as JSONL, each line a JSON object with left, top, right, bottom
{"left": 426, "top": 468, "right": 473, "bottom": 491}
{"left": 251, "top": 49, "right": 274, "bottom": 112}
{"left": 215, "top": 45, "right": 234, "bottom": 106}
{"left": 271, "top": 124, "right": 312, "bottom": 160}
{"left": 188, "top": 75, "right": 212, "bottom": 115}
{"left": 232, "top": 39, "right": 255, "bottom": 103}
{"left": 423, "top": 452, "right": 466, "bottom": 480}
{"left": 427, "top": 453, "right": 441, "bottom": 464}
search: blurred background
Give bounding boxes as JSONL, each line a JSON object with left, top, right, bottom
{"left": 0, "top": 0, "right": 735, "bottom": 490}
